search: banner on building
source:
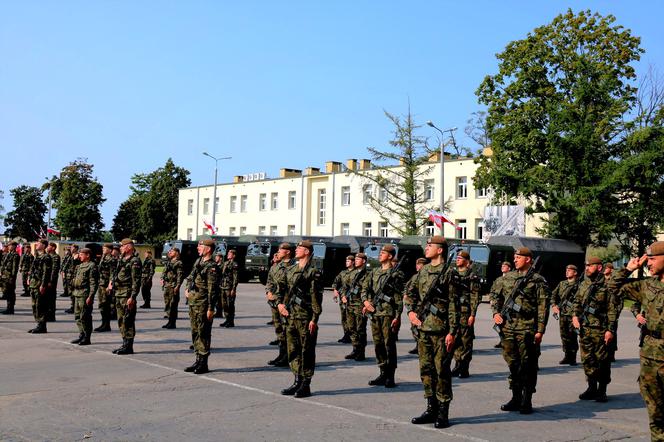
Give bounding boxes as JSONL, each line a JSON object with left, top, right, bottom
{"left": 482, "top": 205, "right": 525, "bottom": 241}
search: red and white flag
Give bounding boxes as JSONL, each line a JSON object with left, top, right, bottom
{"left": 202, "top": 220, "right": 217, "bottom": 235}
{"left": 47, "top": 227, "right": 60, "bottom": 236}
{"left": 427, "top": 210, "right": 461, "bottom": 230}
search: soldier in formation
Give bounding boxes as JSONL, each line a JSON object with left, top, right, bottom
{"left": 61, "top": 246, "right": 73, "bottom": 299}
{"left": 94, "top": 244, "right": 115, "bottom": 332}
{"left": 332, "top": 255, "right": 355, "bottom": 344}
{"left": 47, "top": 242, "right": 63, "bottom": 318}
{"left": 109, "top": 238, "right": 142, "bottom": 355}
{"left": 0, "top": 241, "right": 20, "bottom": 315}
{"left": 28, "top": 239, "right": 52, "bottom": 334}
{"left": 404, "top": 257, "right": 427, "bottom": 355}
{"left": 450, "top": 250, "right": 481, "bottom": 379}
{"left": 219, "top": 249, "right": 239, "bottom": 328}
{"left": 342, "top": 253, "right": 369, "bottom": 362}
{"left": 140, "top": 250, "right": 156, "bottom": 308}
{"left": 19, "top": 244, "right": 33, "bottom": 298}
{"left": 266, "top": 243, "right": 293, "bottom": 367}
{"left": 70, "top": 248, "right": 98, "bottom": 345}
{"left": 213, "top": 252, "right": 224, "bottom": 318}
{"left": 551, "top": 264, "right": 580, "bottom": 365}
{"left": 490, "top": 261, "right": 513, "bottom": 349}
{"left": 161, "top": 247, "right": 183, "bottom": 329}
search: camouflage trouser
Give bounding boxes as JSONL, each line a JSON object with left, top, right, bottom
{"left": 339, "top": 301, "right": 349, "bottom": 334}
{"left": 3, "top": 279, "right": 16, "bottom": 308}
{"left": 74, "top": 297, "right": 93, "bottom": 336}
{"left": 345, "top": 304, "right": 367, "bottom": 348}
{"left": 221, "top": 288, "right": 235, "bottom": 319}
{"left": 370, "top": 315, "right": 398, "bottom": 370}
{"left": 579, "top": 328, "right": 611, "bottom": 384}
{"left": 270, "top": 305, "right": 286, "bottom": 343}
{"left": 189, "top": 301, "right": 212, "bottom": 356}
{"left": 163, "top": 286, "right": 180, "bottom": 321}
{"left": 47, "top": 284, "right": 58, "bottom": 319}
{"left": 30, "top": 287, "right": 48, "bottom": 324}
{"left": 502, "top": 330, "right": 539, "bottom": 393}
{"left": 454, "top": 315, "right": 475, "bottom": 364}
{"left": 115, "top": 297, "right": 136, "bottom": 339}
{"left": 559, "top": 314, "right": 578, "bottom": 354}
{"left": 418, "top": 331, "right": 453, "bottom": 403}
{"left": 97, "top": 286, "right": 112, "bottom": 323}
{"left": 286, "top": 317, "right": 318, "bottom": 378}
{"left": 141, "top": 280, "right": 152, "bottom": 303}
{"left": 639, "top": 356, "right": 664, "bottom": 442}
{"left": 22, "top": 272, "right": 29, "bottom": 295}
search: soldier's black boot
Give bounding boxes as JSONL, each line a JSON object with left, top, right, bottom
{"left": 408, "top": 346, "right": 418, "bottom": 355}
{"left": 275, "top": 343, "right": 289, "bottom": 367}
{"left": 281, "top": 376, "right": 302, "bottom": 396}
{"left": 451, "top": 360, "right": 462, "bottom": 377}
{"left": 384, "top": 368, "right": 396, "bottom": 388}
{"left": 269, "top": 339, "right": 279, "bottom": 346}
{"left": 494, "top": 341, "right": 503, "bottom": 349}
{"left": 71, "top": 333, "right": 85, "bottom": 344}
{"left": 140, "top": 301, "right": 151, "bottom": 309}
{"left": 162, "top": 320, "right": 176, "bottom": 329}
{"left": 520, "top": 388, "right": 533, "bottom": 414}
{"left": 338, "top": 332, "right": 351, "bottom": 344}
{"left": 579, "top": 380, "right": 598, "bottom": 400}
{"left": 411, "top": 397, "right": 438, "bottom": 424}
{"left": 354, "top": 346, "right": 365, "bottom": 362}
{"left": 369, "top": 368, "right": 387, "bottom": 386}
{"left": 194, "top": 355, "right": 209, "bottom": 374}
{"left": 458, "top": 361, "right": 470, "bottom": 379}
{"left": 559, "top": 352, "right": 576, "bottom": 365}
{"left": 268, "top": 343, "right": 286, "bottom": 366}
{"left": 1, "top": 304, "right": 15, "bottom": 314}
{"left": 112, "top": 339, "right": 127, "bottom": 354}
{"left": 78, "top": 333, "right": 91, "bottom": 346}
{"left": 595, "top": 383, "right": 608, "bottom": 402}
{"left": 185, "top": 355, "right": 201, "bottom": 372}
{"left": 117, "top": 338, "right": 134, "bottom": 355}
{"left": 95, "top": 320, "right": 111, "bottom": 332}
{"left": 294, "top": 377, "right": 312, "bottom": 398}
{"left": 31, "top": 322, "right": 47, "bottom": 334}
{"left": 224, "top": 317, "right": 235, "bottom": 328}
{"left": 569, "top": 351, "right": 578, "bottom": 366}
{"left": 500, "top": 388, "right": 522, "bottom": 411}
{"left": 434, "top": 402, "right": 450, "bottom": 428}
{"left": 344, "top": 346, "right": 358, "bottom": 360}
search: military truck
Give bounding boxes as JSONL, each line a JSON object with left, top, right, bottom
{"left": 243, "top": 235, "right": 283, "bottom": 284}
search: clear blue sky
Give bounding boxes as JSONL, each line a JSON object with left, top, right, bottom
{"left": 1, "top": 1, "right": 663, "bottom": 230}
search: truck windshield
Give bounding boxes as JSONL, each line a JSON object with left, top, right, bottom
{"left": 247, "top": 243, "right": 271, "bottom": 256}
{"left": 313, "top": 243, "right": 326, "bottom": 258}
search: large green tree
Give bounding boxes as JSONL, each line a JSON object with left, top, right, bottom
{"left": 50, "top": 159, "right": 105, "bottom": 241}
{"left": 4, "top": 186, "right": 47, "bottom": 240}
{"left": 474, "top": 9, "right": 643, "bottom": 247}
{"left": 111, "top": 196, "right": 142, "bottom": 241}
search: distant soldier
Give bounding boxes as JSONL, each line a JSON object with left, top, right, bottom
{"left": 572, "top": 257, "right": 617, "bottom": 402}
{"left": 183, "top": 239, "right": 219, "bottom": 374}
{"left": 405, "top": 236, "right": 458, "bottom": 428}
{"left": 277, "top": 240, "right": 323, "bottom": 398}
{"left": 213, "top": 252, "right": 224, "bottom": 318}
{"left": 219, "top": 249, "right": 239, "bottom": 328}
{"left": 491, "top": 261, "right": 513, "bottom": 348}
{"left": 161, "top": 247, "right": 184, "bottom": 329}
{"left": 0, "top": 241, "right": 20, "bottom": 315}
{"left": 491, "top": 247, "right": 549, "bottom": 414}
{"left": 109, "top": 245, "right": 120, "bottom": 320}
{"left": 603, "top": 262, "right": 619, "bottom": 362}
{"left": 362, "top": 244, "right": 405, "bottom": 388}
{"left": 404, "top": 257, "right": 427, "bottom": 355}
{"left": 551, "top": 264, "right": 580, "bottom": 365}
{"left": 47, "top": 242, "right": 64, "bottom": 319}
{"left": 450, "top": 250, "right": 481, "bottom": 379}
{"left": 61, "top": 246, "right": 72, "bottom": 298}
{"left": 140, "top": 250, "right": 156, "bottom": 308}
{"left": 19, "top": 244, "right": 34, "bottom": 297}
{"left": 28, "top": 239, "right": 52, "bottom": 334}
{"left": 342, "top": 253, "right": 369, "bottom": 361}
{"left": 109, "top": 239, "right": 142, "bottom": 355}
{"left": 266, "top": 243, "right": 293, "bottom": 367}
{"left": 608, "top": 241, "right": 664, "bottom": 441}
{"left": 94, "top": 244, "right": 115, "bottom": 332}
{"left": 70, "top": 248, "right": 98, "bottom": 346}
{"left": 332, "top": 255, "right": 355, "bottom": 344}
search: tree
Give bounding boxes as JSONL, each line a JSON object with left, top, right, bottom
{"left": 464, "top": 111, "right": 490, "bottom": 151}
{"left": 474, "top": 9, "right": 643, "bottom": 248}
{"left": 111, "top": 196, "right": 142, "bottom": 241}
{"left": 50, "top": 159, "right": 105, "bottom": 241}
{"left": 4, "top": 186, "right": 47, "bottom": 240}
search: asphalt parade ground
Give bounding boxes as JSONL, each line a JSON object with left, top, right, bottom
{"left": 0, "top": 275, "right": 650, "bottom": 441}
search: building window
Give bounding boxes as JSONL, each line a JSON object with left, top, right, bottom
{"left": 240, "top": 195, "right": 247, "bottom": 212}
{"left": 424, "top": 180, "right": 434, "bottom": 201}
{"left": 378, "top": 187, "right": 388, "bottom": 202}
{"left": 259, "top": 193, "right": 267, "bottom": 211}
{"left": 271, "top": 192, "right": 278, "bottom": 210}
{"left": 476, "top": 187, "right": 488, "bottom": 199}
{"left": 456, "top": 219, "right": 467, "bottom": 239}
{"left": 287, "top": 225, "right": 296, "bottom": 235}
{"left": 258, "top": 226, "right": 266, "bottom": 235}
{"left": 203, "top": 198, "right": 210, "bottom": 215}
{"left": 341, "top": 186, "right": 351, "bottom": 206}
{"left": 379, "top": 221, "right": 388, "bottom": 237}
{"left": 229, "top": 227, "right": 236, "bottom": 236}
{"left": 187, "top": 199, "right": 194, "bottom": 215}
{"left": 230, "top": 196, "right": 237, "bottom": 213}
{"left": 425, "top": 221, "right": 435, "bottom": 236}
{"left": 270, "top": 225, "right": 278, "bottom": 236}
{"left": 363, "top": 222, "right": 372, "bottom": 236}
{"left": 240, "top": 226, "right": 247, "bottom": 235}
{"left": 341, "top": 223, "right": 350, "bottom": 235}
{"left": 288, "top": 191, "right": 296, "bottom": 209}
{"left": 318, "top": 189, "right": 326, "bottom": 225}
{"left": 476, "top": 219, "right": 485, "bottom": 240}
{"left": 186, "top": 228, "right": 193, "bottom": 240}
{"left": 362, "top": 184, "right": 372, "bottom": 204}
{"left": 456, "top": 177, "right": 468, "bottom": 199}
{"left": 215, "top": 197, "right": 220, "bottom": 213}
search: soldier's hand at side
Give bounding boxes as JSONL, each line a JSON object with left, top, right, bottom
{"left": 408, "top": 311, "right": 421, "bottom": 327}
{"left": 85, "top": 297, "right": 93, "bottom": 306}
{"left": 207, "top": 309, "right": 214, "bottom": 321}
{"left": 604, "top": 331, "right": 614, "bottom": 344}
{"left": 636, "top": 313, "right": 647, "bottom": 325}
{"left": 107, "top": 283, "right": 113, "bottom": 291}
{"left": 445, "top": 334, "right": 454, "bottom": 352}
{"left": 363, "top": 300, "right": 375, "bottom": 313}
{"left": 267, "top": 292, "right": 276, "bottom": 301}
{"left": 308, "top": 321, "right": 317, "bottom": 335}
{"left": 468, "top": 315, "right": 475, "bottom": 326}
{"left": 391, "top": 318, "right": 400, "bottom": 331}
{"left": 572, "top": 316, "right": 580, "bottom": 329}
{"left": 185, "top": 289, "right": 190, "bottom": 299}
{"left": 534, "top": 332, "right": 543, "bottom": 345}
{"left": 230, "top": 290, "right": 236, "bottom": 298}
{"left": 278, "top": 303, "right": 289, "bottom": 317}
{"left": 552, "top": 305, "right": 560, "bottom": 315}
{"left": 333, "top": 290, "right": 339, "bottom": 303}
{"left": 493, "top": 313, "right": 503, "bottom": 325}
{"left": 39, "top": 286, "right": 46, "bottom": 295}
{"left": 341, "top": 296, "right": 347, "bottom": 304}
{"left": 126, "top": 298, "right": 135, "bottom": 309}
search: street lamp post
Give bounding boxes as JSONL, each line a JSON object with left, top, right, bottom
{"left": 202, "top": 152, "right": 231, "bottom": 233}
{"left": 426, "top": 121, "right": 457, "bottom": 236}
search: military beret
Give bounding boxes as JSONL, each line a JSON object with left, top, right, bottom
{"left": 416, "top": 257, "right": 427, "bottom": 265}
{"left": 501, "top": 261, "right": 512, "bottom": 268}
{"left": 604, "top": 262, "right": 614, "bottom": 269}
{"left": 345, "top": 254, "right": 355, "bottom": 260}
{"left": 49, "top": 242, "right": 57, "bottom": 248}
{"left": 514, "top": 247, "right": 532, "bottom": 257}
{"left": 71, "top": 244, "right": 79, "bottom": 250}
{"left": 457, "top": 250, "right": 470, "bottom": 260}
{"left": 356, "top": 252, "right": 367, "bottom": 260}
{"left": 79, "top": 248, "right": 92, "bottom": 254}
{"left": 428, "top": 236, "right": 447, "bottom": 246}
{"left": 200, "top": 239, "right": 215, "bottom": 247}
{"left": 297, "top": 240, "right": 313, "bottom": 251}
{"left": 586, "top": 256, "right": 602, "bottom": 265}
{"left": 228, "top": 248, "right": 237, "bottom": 254}
{"left": 103, "top": 243, "right": 114, "bottom": 249}
{"left": 39, "top": 239, "right": 49, "bottom": 246}
{"left": 646, "top": 241, "right": 664, "bottom": 257}
{"left": 120, "top": 238, "right": 134, "bottom": 246}
{"left": 8, "top": 241, "right": 17, "bottom": 246}
{"left": 566, "top": 264, "right": 578, "bottom": 271}
{"left": 171, "top": 247, "right": 180, "bottom": 254}
{"left": 279, "top": 242, "right": 293, "bottom": 251}
{"left": 381, "top": 244, "right": 396, "bottom": 256}
{"left": 112, "top": 244, "right": 121, "bottom": 250}
{"left": 215, "top": 251, "right": 223, "bottom": 257}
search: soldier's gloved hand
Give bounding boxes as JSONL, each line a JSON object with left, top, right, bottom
{"left": 408, "top": 311, "right": 421, "bottom": 327}
{"left": 493, "top": 313, "right": 503, "bottom": 325}
{"left": 636, "top": 314, "right": 647, "bottom": 325}
{"left": 534, "top": 332, "right": 543, "bottom": 345}
{"left": 604, "top": 331, "right": 614, "bottom": 345}
{"left": 572, "top": 316, "right": 581, "bottom": 329}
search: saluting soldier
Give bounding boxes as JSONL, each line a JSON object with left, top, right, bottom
{"left": 0, "top": 241, "right": 20, "bottom": 314}
{"left": 332, "top": 255, "right": 355, "bottom": 344}
{"left": 342, "top": 253, "right": 370, "bottom": 362}
{"left": 219, "top": 249, "right": 239, "bottom": 327}
{"left": 94, "top": 244, "right": 115, "bottom": 332}
{"left": 450, "top": 250, "right": 481, "bottom": 379}
{"left": 183, "top": 239, "right": 219, "bottom": 374}
{"left": 109, "top": 239, "right": 142, "bottom": 355}
{"left": 161, "top": 247, "right": 184, "bottom": 329}
{"left": 277, "top": 240, "right": 323, "bottom": 398}
{"left": 266, "top": 243, "right": 293, "bottom": 367}
{"left": 362, "top": 244, "right": 405, "bottom": 388}
{"left": 70, "top": 248, "right": 99, "bottom": 346}
{"left": 551, "top": 264, "right": 580, "bottom": 365}
{"left": 140, "top": 250, "right": 156, "bottom": 308}
{"left": 28, "top": 239, "right": 52, "bottom": 333}
{"left": 405, "top": 236, "right": 458, "bottom": 429}
{"left": 19, "top": 244, "right": 34, "bottom": 298}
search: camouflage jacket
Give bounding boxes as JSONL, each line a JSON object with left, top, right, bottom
{"left": 19, "top": 252, "right": 34, "bottom": 274}
{"left": 72, "top": 261, "right": 99, "bottom": 301}
{"left": 1, "top": 251, "right": 20, "bottom": 281}
{"left": 490, "top": 270, "right": 550, "bottom": 334}
{"left": 332, "top": 268, "right": 353, "bottom": 294}
{"left": 142, "top": 257, "right": 155, "bottom": 282}
{"left": 29, "top": 252, "right": 52, "bottom": 289}
{"left": 220, "top": 260, "right": 239, "bottom": 290}
{"left": 361, "top": 266, "right": 406, "bottom": 318}
{"left": 266, "top": 259, "right": 292, "bottom": 295}
{"left": 449, "top": 266, "right": 481, "bottom": 319}
{"left": 345, "top": 267, "right": 369, "bottom": 306}
{"left": 98, "top": 254, "right": 115, "bottom": 287}
{"left": 162, "top": 258, "right": 184, "bottom": 289}
{"left": 573, "top": 273, "right": 617, "bottom": 333}
{"left": 113, "top": 254, "right": 142, "bottom": 299}
{"left": 405, "top": 262, "right": 458, "bottom": 335}
{"left": 276, "top": 259, "right": 323, "bottom": 323}
{"left": 185, "top": 257, "right": 219, "bottom": 307}
{"left": 49, "top": 252, "right": 62, "bottom": 285}
{"left": 551, "top": 279, "right": 579, "bottom": 317}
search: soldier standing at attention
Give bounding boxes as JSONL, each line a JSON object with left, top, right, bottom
{"left": 0, "top": 241, "right": 20, "bottom": 314}
{"left": 70, "top": 248, "right": 98, "bottom": 346}
{"left": 219, "top": 249, "right": 239, "bottom": 328}
{"left": 109, "top": 239, "right": 142, "bottom": 355}
{"left": 64, "top": 244, "right": 80, "bottom": 315}
{"left": 572, "top": 256, "right": 617, "bottom": 402}
{"left": 492, "top": 247, "right": 549, "bottom": 414}
{"left": 19, "top": 244, "right": 34, "bottom": 298}
{"left": 342, "top": 253, "right": 369, "bottom": 362}
{"left": 450, "top": 250, "right": 481, "bottom": 379}
{"left": 362, "top": 244, "right": 405, "bottom": 388}
{"left": 94, "top": 244, "right": 114, "bottom": 332}
{"left": 28, "top": 239, "right": 52, "bottom": 334}
{"left": 140, "top": 250, "right": 155, "bottom": 308}
{"left": 266, "top": 243, "right": 293, "bottom": 367}
{"left": 277, "top": 240, "right": 323, "bottom": 398}
{"left": 46, "top": 242, "right": 63, "bottom": 319}
{"left": 332, "top": 255, "right": 355, "bottom": 344}
{"left": 608, "top": 241, "right": 664, "bottom": 441}
{"left": 161, "top": 247, "right": 183, "bottom": 329}
{"left": 184, "top": 239, "right": 219, "bottom": 374}
{"left": 405, "top": 257, "right": 428, "bottom": 355}
{"left": 61, "top": 246, "right": 72, "bottom": 299}
{"left": 213, "top": 252, "right": 224, "bottom": 318}
{"left": 109, "top": 245, "right": 120, "bottom": 320}
{"left": 603, "top": 262, "right": 620, "bottom": 362}
{"left": 491, "top": 261, "right": 513, "bottom": 348}
{"left": 405, "top": 236, "right": 457, "bottom": 429}
{"left": 551, "top": 264, "right": 580, "bottom": 365}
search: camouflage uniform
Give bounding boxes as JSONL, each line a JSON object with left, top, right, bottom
{"left": 185, "top": 257, "right": 219, "bottom": 359}
{"left": 19, "top": 249, "right": 34, "bottom": 297}
{"left": 95, "top": 252, "right": 115, "bottom": 331}
{"left": 266, "top": 259, "right": 291, "bottom": 350}
{"left": 162, "top": 256, "right": 183, "bottom": 326}
{"left": 48, "top": 250, "right": 63, "bottom": 319}
{"left": 219, "top": 259, "right": 239, "bottom": 326}
{"left": 61, "top": 251, "right": 72, "bottom": 298}
{"left": 332, "top": 267, "right": 354, "bottom": 341}
{"left": 140, "top": 255, "right": 155, "bottom": 307}
{"left": 345, "top": 267, "right": 369, "bottom": 360}
{"left": 551, "top": 278, "right": 580, "bottom": 362}
{"left": 450, "top": 266, "right": 481, "bottom": 376}
{"left": 71, "top": 260, "right": 99, "bottom": 341}
{"left": 28, "top": 251, "right": 52, "bottom": 332}
{"left": 112, "top": 253, "right": 142, "bottom": 350}
{"left": 1, "top": 248, "right": 20, "bottom": 313}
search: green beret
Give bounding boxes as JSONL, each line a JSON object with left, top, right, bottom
{"left": 297, "top": 240, "right": 313, "bottom": 251}
{"left": 381, "top": 244, "right": 396, "bottom": 256}
{"left": 457, "top": 250, "right": 470, "bottom": 260}
{"left": 345, "top": 254, "right": 355, "bottom": 260}
{"left": 514, "top": 247, "right": 532, "bottom": 257}
{"left": 416, "top": 257, "right": 427, "bottom": 265}
{"left": 279, "top": 243, "right": 293, "bottom": 251}
{"left": 200, "top": 239, "right": 215, "bottom": 247}
{"left": 647, "top": 241, "right": 664, "bottom": 257}
{"left": 356, "top": 252, "right": 367, "bottom": 260}
{"left": 566, "top": 264, "right": 578, "bottom": 271}
{"left": 120, "top": 238, "right": 134, "bottom": 245}
{"left": 586, "top": 256, "right": 602, "bottom": 265}
{"left": 428, "top": 236, "right": 447, "bottom": 246}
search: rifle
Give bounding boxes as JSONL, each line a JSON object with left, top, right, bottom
{"left": 493, "top": 256, "right": 541, "bottom": 337}
{"left": 574, "top": 275, "right": 602, "bottom": 338}
{"left": 553, "top": 280, "right": 578, "bottom": 320}
{"left": 411, "top": 251, "right": 456, "bottom": 338}
{"left": 343, "top": 268, "right": 365, "bottom": 311}
{"left": 367, "top": 257, "right": 405, "bottom": 320}
{"left": 279, "top": 264, "right": 307, "bottom": 324}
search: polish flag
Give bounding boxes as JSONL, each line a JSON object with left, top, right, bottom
{"left": 47, "top": 227, "right": 61, "bottom": 236}
{"left": 427, "top": 210, "right": 461, "bottom": 230}
{"left": 202, "top": 220, "right": 217, "bottom": 235}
